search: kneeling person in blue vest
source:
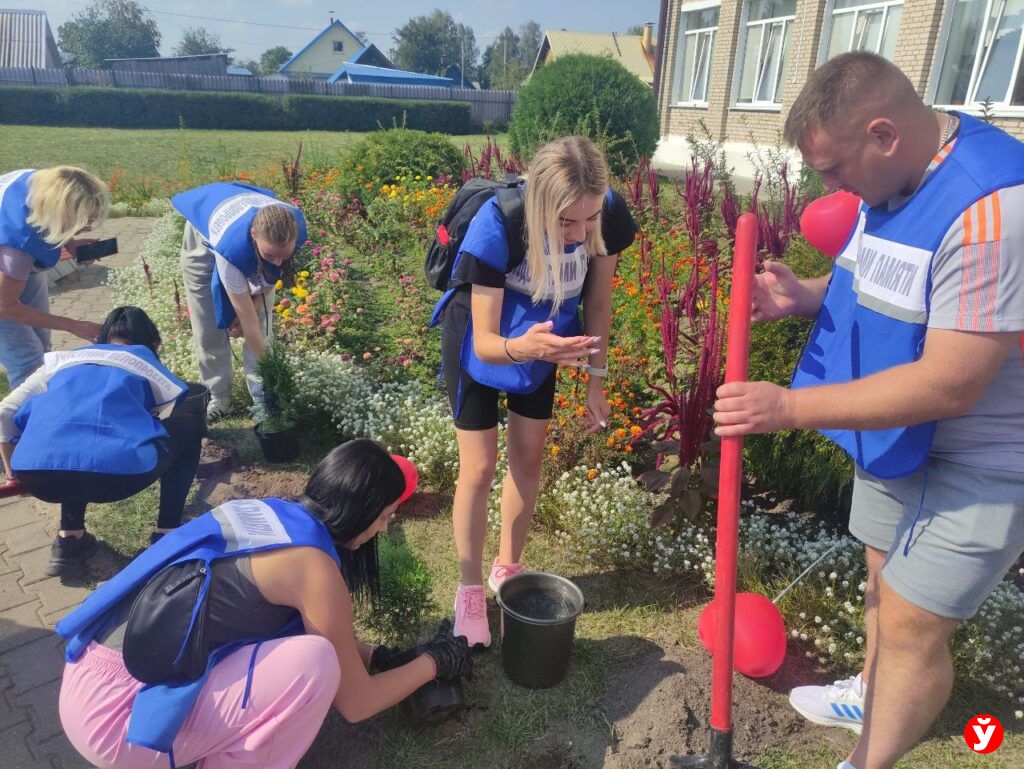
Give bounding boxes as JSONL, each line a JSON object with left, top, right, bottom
{"left": 55, "top": 439, "right": 471, "bottom": 769}
{"left": 173, "top": 183, "right": 306, "bottom": 421}
{"left": 0, "top": 166, "right": 111, "bottom": 388}
{"left": 713, "top": 53, "right": 1024, "bottom": 769}
{"left": 0, "top": 306, "right": 203, "bottom": 577}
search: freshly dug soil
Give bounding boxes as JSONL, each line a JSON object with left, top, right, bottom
{"left": 569, "top": 643, "right": 842, "bottom": 768}
{"left": 196, "top": 465, "right": 308, "bottom": 510}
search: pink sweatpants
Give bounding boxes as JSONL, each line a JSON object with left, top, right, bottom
{"left": 59, "top": 635, "right": 341, "bottom": 769}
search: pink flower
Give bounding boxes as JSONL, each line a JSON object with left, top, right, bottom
{"left": 328, "top": 271, "right": 339, "bottom": 281}
{"left": 340, "top": 354, "right": 352, "bottom": 362}
{"left": 326, "top": 325, "right": 336, "bottom": 333}
{"left": 362, "top": 352, "right": 372, "bottom": 360}
{"left": 341, "top": 258, "right": 351, "bottom": 267}
{"left": 278, "top": 298, "right": 291, "bottom": 308}
{"left": 318, "top": 230, "right": 326, "bottom": 237}
{"left": 312, "top": 246, "right": 323, "bottom": 256}
{"left": 330, "top": 314, "right": 340, "bottom": 322}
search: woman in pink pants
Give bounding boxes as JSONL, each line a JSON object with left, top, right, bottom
{"left": 57, "top": 439, "right": 470, "bottom": 769}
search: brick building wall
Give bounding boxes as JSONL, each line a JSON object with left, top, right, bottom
{"left": 655, "top": 0, "right": 1024, "bottom": 175}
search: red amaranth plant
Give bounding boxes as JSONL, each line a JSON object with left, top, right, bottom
{"left": 626, "top": 157, "right": 661, "bottom": 220}
{"left": 633, "top": 154, "right": 727, "bottom": 525}
{"left": 463, "top": 137, "right": 524, "bottom": 181}
{"left": 281, "top": 142, "right": 303, "bottom": 198}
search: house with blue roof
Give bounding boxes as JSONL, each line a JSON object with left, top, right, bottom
{"left": 277, "top": 17, "right": 392, "bottom": 78}
{"left": 278, "top": 17, "right": 455, "bottom": 87}
{"left": 328, "top": 63, "right": 453, "bottom": 87}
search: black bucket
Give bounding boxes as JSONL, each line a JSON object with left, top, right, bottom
{"left": 496, "top": 572, "right": 585, "bottom": 689}
{"left": 254, "top": 420, "right": 301, "bottom": 463}
{"left": 181, "top": 383, "right": 210, "bottom": 437}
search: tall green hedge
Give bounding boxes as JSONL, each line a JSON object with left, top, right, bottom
{"left": 0, "top": 86, "right": 474, "bottom": 134}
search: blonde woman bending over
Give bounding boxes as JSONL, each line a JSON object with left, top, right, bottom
{"left": 430, "top": 136, "right": 637, "bottom": 646}
{"left": 0, "top": 166, "right": 110, "bottom": 387}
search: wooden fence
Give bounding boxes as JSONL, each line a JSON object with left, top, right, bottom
{"left": 0, "top": 67, "right": 517, "bottom": 126}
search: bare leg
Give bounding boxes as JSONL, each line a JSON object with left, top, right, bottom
{"left": 848, "top": 576, "right": 958, "bottom": 769}
{"left": 497, "top": 412, "right": 549, "bottom": 566}
{"left": 452, "top": 427, "right": 498, "bottom": 586}
{"left": 860, "top": 545, "right": 886, "bottom": 686}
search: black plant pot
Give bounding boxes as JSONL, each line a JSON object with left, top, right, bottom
{"left": 254, "top": 420, "right": 300, "bottom": 463}
{"left": 405, "top": 678, "right": 469, "bottom": 725}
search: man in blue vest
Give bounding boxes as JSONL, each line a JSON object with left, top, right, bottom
{"left": 712, "top": 52, "right": 1024, "bottom": 769}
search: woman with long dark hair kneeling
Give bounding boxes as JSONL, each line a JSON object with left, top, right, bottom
{"left": 0, "top": 306, "right": 203, "bottom": 576}
{"left": 55, "top": 439, "right": 470, "bottom": 769}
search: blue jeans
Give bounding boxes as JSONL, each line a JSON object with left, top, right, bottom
{"left": 0, "top": 272, "right": 51, "bottom": 388}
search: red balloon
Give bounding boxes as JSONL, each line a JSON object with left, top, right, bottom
{"left": 799, "top": 190, "right": 862, "bottom": 258}
{"left": 391, "top": 454, "right": 419, "bottom": 505}
{"left": 697, "top": 592, "right": 787, "bottom": 678}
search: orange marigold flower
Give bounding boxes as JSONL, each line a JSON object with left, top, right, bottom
{"left": 586, "top": 469, "right": 598, "bottom": 480}
{"left": 551, "top": 445, "right": 561, "bottom": 456}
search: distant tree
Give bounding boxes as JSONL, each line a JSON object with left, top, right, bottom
{"left": 625, "top": 24, "right": 648, "bottom": 36}
{"left": 240, "top": 60, "right": 261, "bottom": 76}
{"left": 393, "top": 10, "right": 477, "bottom": 79}
{"left": 519, "top": 20, "right": 542, "bottom": 65}
{"left": 479, "top": 20, "right": 541, "bottom": 91}
{"left": 259, "top": 45, "right": 293, "bottom": 74}
{"left": 57, "top": 0, "right": 160, "bottom": 69}
{"left": 173, "top": 26, "right": 233, "bottom": 58}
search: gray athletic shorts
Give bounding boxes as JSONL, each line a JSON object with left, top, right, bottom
{"left": 850, "top": 455, "right": 1024, "bottom": 620}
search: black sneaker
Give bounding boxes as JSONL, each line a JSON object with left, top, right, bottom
{"left": 45, "top": 532, "right": 99, "bottom": 577}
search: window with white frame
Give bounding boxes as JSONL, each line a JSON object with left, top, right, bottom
{"left": 672, "top": 3, "right": 720, "bottom": 105}
{"left": 823, "top": 0, "right": 904, "bottom": 61}
{"left": 934, "top": 0, "right": 1024, "bottom": 108}
{"left": 736, "top": 0, "right": 797, "bottom": 106}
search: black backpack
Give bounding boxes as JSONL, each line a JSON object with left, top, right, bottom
{"left": 424, "top": 174, "right": 526, "bottom": 291}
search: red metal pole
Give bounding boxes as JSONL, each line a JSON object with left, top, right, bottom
{"left": 709, "top": 212, "right": 757, "bottom": 732}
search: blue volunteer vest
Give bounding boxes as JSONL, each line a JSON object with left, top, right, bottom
{"left": 11, "top": 344, "right": 187, "bottom": 475}
{"left": 0, "top": 169, "right": 63, "bottom": 269}
{"left": 55, "top": 498, "right": 340, "bottom": 757}
{"left": 430, "top": 191, "right": 616, "bottom": 396}
{"left": 792, "top": 113, "right": 1024, "bottom": 478}
{"left": 171, "top": 183, "right": 307, "bottom": 329}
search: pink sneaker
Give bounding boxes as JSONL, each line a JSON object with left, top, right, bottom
{"left": 453, "top": 584, "right": 490, "bottom": 648}
{"left": 487, "top": 558, "right": 524, "bottom": 593}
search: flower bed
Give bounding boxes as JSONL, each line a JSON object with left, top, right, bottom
{"left": 114, "top": 133, "right": 1024, "bottom": 718}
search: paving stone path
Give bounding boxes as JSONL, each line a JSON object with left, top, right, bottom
{"left": 0, "top": 217, "right": 157, "bottom": 768}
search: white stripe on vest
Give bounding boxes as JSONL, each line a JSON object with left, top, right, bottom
{"left": 207, "top": 193, "right": 279, "bottom": 247}
{"left": 215, "top": 499, "right": 293, "bottom": 551}
{"left": 44, "top": 349, "right": 186, "bottom": 419}
{"left": 0, "top": 169, "right": 32, "bottom": 208}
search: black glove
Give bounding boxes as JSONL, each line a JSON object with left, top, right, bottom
{"left": 369, "top": 644, "right": 417, "bottom": 672}
{"left": 417, "top": 619, "right": 472, "bottom": 681}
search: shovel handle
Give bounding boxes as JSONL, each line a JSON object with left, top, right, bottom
{"left": 709, "top": 212, "right": 757, "bottom": 732}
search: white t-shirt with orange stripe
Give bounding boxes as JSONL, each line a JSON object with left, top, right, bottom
{"left": 902, "top": 138, "right": 1024, "bottom": 472}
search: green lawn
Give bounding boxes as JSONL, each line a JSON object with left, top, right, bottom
{"left": 0, "top": 125, "right": 508, "bottom": 183}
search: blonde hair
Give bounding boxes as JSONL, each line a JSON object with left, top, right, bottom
{"left": 522, "top": 136, "right": 608, "bottom": 313}
{"left": 26, "top": 166, "right": 109, "bottom": 247}
{"left": 784, "top": 51, "right": 920, "bottom": 146}
{"left": 251, "top": 205, "right": 298, "bottom": 246}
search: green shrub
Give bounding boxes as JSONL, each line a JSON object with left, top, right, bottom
{"left": 283, "top": 95, "right": 471, "bottom": 134}
{"left": 508, "top": 54, "right": 659, "bottom": 175}
{"left": 361, "top": 533, "right": 437, "bottom": 644}
{"left": 744, "top": 238, "right": 854, "bottom": 517}
{"left": 0, "top": 86, "right": 473, "bottom": 133}
{"left": 336, "top": 127, "right": 466, "bottom": 199}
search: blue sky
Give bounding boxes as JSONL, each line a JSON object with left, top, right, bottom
{"left": 16, "top": 1, "right": 662, "bottom": 64}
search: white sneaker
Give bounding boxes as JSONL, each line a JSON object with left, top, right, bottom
{"left": 837, "top": 763, "right": 858, "bottom": 769}
{"left": 788, "top": 673, "right": 866, "bottom": 734}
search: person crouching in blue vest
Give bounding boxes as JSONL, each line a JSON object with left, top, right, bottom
{"left": 712, "top": 53, "right": 1024, "bottom": 769}
{"left": 0, "top": 166, "right": 111, "bottom": 387}
{"left": 431, "top": 136, "right": 637, "bottom": 647}
{"left": 0, "top": 306, "right": 203, "bottom": 577}
{"left": 55, "top": 439, "right": 471, "bottom": 769}
{"left": 172, "top": 183, "right": 307, "bottom": 421}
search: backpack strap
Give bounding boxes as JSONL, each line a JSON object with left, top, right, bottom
{"left": 494, "top": 179, "right": 526, "bottom": 274}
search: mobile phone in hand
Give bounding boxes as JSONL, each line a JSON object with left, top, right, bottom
{"left": 74, "top": 238, "right": 118, "bottom": 263}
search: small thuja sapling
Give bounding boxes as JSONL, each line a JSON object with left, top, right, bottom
{"left": 255, "top": 342, "right": 299, "bottom": 432}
